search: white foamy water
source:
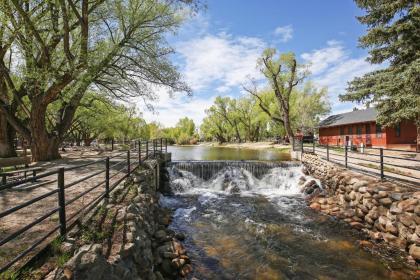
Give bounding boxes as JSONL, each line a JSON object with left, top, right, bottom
{"left": 167, "top": 165, "right": 317, "bottom": 198}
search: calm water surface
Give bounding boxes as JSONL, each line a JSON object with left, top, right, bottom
{"left": 168, "top": 145, "right": 291, "bottom": 161}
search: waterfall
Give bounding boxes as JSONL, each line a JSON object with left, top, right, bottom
{"left": 169, "top": 160, "right": 300, "bottom": 180}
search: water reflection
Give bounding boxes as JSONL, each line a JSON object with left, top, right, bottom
{"left": 168, "top": 146, "right": 291, "bottom": 161}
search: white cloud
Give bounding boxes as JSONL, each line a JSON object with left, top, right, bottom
{"left": 274, "top": 25, "right": 293, "bottom": 42}
{"left": 176, "top": 32, "right": 266, "bottom": 91}
{"left": 139, "top": 94, "right": 215, "bottom": 127}
{"left": 301, "top": 41, "right": 384, "bottom": 113}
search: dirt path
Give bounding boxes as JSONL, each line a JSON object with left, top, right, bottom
{"left": 0, "top": 148, "right": 138, "bottom": 272}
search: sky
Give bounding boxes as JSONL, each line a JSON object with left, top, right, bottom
{"left": 138, "top": 0, "right": 382, "bottom": 127}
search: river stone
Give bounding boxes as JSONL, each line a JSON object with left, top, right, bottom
{"left": 385, "top": 221, "right": 398, "bottom": 235}
{"left": 350, "top": 221, "right": 364, "bottom": 230}
{"left": 379, "top": 198, "right": 392, "bottom": 207}
{"left": 309, "top": 202, "right": 321, "bottom": 211}
{"left": 390, "top": 193, "right": 403, "bottom": 201}
{"left": 399, "top": 214, "right": 415, "bottom": 227}
{"left": 415, "top": 205, "right": 420, "bottom": 215}
{"left": 409, "top": 245, "right": 420, "bottom": 261}
{"left": 398, "top": 199, "right": 418, "bottom": 211}
{"left": 390, "top": 203, "right": 403, "bottom": 214}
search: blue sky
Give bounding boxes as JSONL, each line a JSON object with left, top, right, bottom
{"left": 139, "top": 0, "right": 382, "bottom": 127}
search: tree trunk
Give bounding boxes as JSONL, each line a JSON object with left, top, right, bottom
{"left": 282, "top": 109, "right": 294, "bottom": 143}
{"left": 0, "top": 111, "right": 17, "bottom": 158}
{"left": 30, "top": 101, "right": 61, "bottom": 161}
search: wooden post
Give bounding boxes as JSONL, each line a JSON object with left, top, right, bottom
{"left": 57, "top": 168, "right": 66, "bottom": 237}
{"left": 146, "top": 141, "right": 149, "bottom": 159}
{"left": 326, "top": 143, "right": 329, "bottom": 161}
{"left": 127, "top": 150, "right": 131, "bottom": 175}
{"left": 165, "top": 138, "right": 168, "bottom": 153}
{"left": 160, "top": 138, "right": 163, "bottom": 154}
{"left": 380, "top": 148, "right": 384, "bottom": 180}
{"left": 138, "top": 140, "right": 142, "bottom": 164}
{"left": 111, "top": 139, "right": 114, "bottom": 151}
{"left": 345, "top": 145, "right": 348, "bottom": 168}
{"left": 105, "top": 157, "right": 110, "bottom": 199}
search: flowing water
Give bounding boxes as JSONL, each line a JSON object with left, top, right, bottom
{"left": 161, "top": 161, "right": 414, "bottom": 280}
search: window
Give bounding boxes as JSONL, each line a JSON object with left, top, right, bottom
{"left": 348, "top": 126, "right": 353, "bottom": 135}
{"left": 357, "top": 126, "right": 362, "bottom": 136}
{"left": 376, "top": 124, "right": 382, "bottom": 138}
{"left": 340, "top": 127, "right": 345, "bottom": 135}
{"left": 365, "top": 124, "right": 371, "bottom": 135}
{"left": 395, "top": 123, "right": 401, "bottom": 137}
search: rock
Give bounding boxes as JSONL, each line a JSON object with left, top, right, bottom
{"left": 399, "top": 214, "right": 415, "bottom": 227}
{"left": 411, "top": 233, "right": 420, "bottom": 245}
{"left": 155, "top": 230, "right": 167, "bottom": 241}
{"left": 350, "top": 222, "right": 365, "bottom": 230}
{"left": 390, "top": 203, "right": 403, "bottom": 214}
{"left": 309, "top": 202, "right": 321, "bottom": 211}
{"left": 171, "top": 258, "right": 186, "bottom": 269}
{"left": 379, "top": 198, "right": 392, "bottom": 207}
{"left": 175, "top": 232, "right": 186, "bottom": 241}
{"left": 369, "top": 231, "right": 382, "bottom": 240}
{"left": 390, "top": 193, "right": 403, "bottom": 201}
{"left": 409, "top": 244, "right": 420, "bottom": 261}
{"left": 398, "top": 199, "right": 418, "bottom": 211}
{"left": 382, "top": 232, "right": 398, "bottom": 243}
{"left": 385, "top": 221, "right": 398, "bottom": 235}
{"left": 180, "top": 264, "right": 193, "bottom": 277}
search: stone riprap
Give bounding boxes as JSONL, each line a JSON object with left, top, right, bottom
{"left": 300, "top": 152, "right": 420, "bottom": 263}
{"left": 45, "top": 160, "right": 191, "bottom": 280}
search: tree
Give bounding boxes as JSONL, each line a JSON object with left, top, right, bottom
{"left": 291, "top": 82, "right": 330, "bottom": 134}
{"left": 0, "top": 0, "right": 194, "bottom": 161}
{"left": 244, "top": 49, "right": 308, "bottom": 142}
{"left": 340, "top": 0, "right": 420, "bottom": 149}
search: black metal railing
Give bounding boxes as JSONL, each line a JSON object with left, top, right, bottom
{"left": 296, "top": 138, "right": 420, "bottom": 188}
{"left": 0, "top": 138, "right": 168, "bottom": 274}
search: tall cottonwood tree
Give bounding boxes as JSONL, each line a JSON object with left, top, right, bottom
{"left": 0, "top": 0, "right": 194, "bottom": 161}
{"left": 244, "top": 49, "right": 308, "bottom": 142}
{"left": 340, "top": 0, "right": 420, "bottom": 149}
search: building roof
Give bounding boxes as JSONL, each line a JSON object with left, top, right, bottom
{"left": 319, "top": 107, "right": 377, "bottom": 128}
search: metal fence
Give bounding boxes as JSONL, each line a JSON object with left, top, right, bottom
{"left": 295, "top": 138, "right": 420, "bottom": 188}
{"left": 0, "top": 138, "right": 168, "bottom": 274}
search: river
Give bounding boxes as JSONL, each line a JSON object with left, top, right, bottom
{"left": 161, "top": 146, "right": 414, "bottom": 279}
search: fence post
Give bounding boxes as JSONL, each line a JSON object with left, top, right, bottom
{"left": 127, "top": 150, "right": 131, "bottom": 175}
{"left": 160, "top": 138, "right": 163, "bottom": 154}
{"left": 165, "top": 138, "right": 168, "bottom": 153}
{"left": 326, "top": 143, "right": 329, "bottom": 161}
{"left": 153, "top": 139, "right": 156, "bottom": 157}
{"left": 313, "top": 140, "right": 315, "bottom": 153}
{"left": 138, "top": 140, "right": 142, "bottom": 164}
{"left": 146, "top": 140, "right": 149, "bottom": 159}
{"left": 111, "top": 139, "right": 114, "bottom": 151}
{"left": 345, "top": 145, "right": 348, "bottom": 168}
{"left": 301, "top": 139, "right": 304, "bottom": 152}
{"left": 57, "top": 168, "right": 66, "bottom": 237}
{"left": 105, "top": 157, "right": 110, "bottom": 199}
{"left": 380, "top": 148, "right": 384, "bottom": 180}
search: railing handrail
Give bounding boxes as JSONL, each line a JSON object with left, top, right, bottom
{"left": 0, "top": 138, "right": 169, "bottom": 274}
{"left": 297, "top": 138, "right": 420, "bottom": 189}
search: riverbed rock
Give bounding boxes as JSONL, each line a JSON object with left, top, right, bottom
{"left": 409, "top": 245, "right": 420, "bottom": 261}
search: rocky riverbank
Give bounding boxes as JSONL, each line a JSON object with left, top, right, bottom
{"left": 300, "top": 152, "right": 420, "bottom": 268}
{"left": 43, "top": 160, "right": 192, "bottom": 280}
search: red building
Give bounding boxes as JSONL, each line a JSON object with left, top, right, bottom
{"left": 318, "top": 108, "right": 417, "bottom": 150}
